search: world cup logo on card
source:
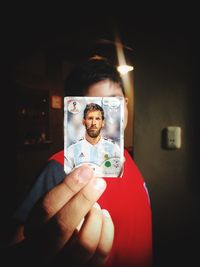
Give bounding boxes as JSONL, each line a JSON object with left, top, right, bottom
{"left": 68, "top": 100, "right": 82, "bottom": 114}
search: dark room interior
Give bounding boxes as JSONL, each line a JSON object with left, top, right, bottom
{"left": 1, "top": 6, "right": 199, "bottom": 267}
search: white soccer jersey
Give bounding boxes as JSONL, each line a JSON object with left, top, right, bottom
{"left": 64, "top": 136, "right": 121, "bottom": 176}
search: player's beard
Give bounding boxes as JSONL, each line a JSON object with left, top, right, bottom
{"left": 86, "top": 126, "right": 102, "bottom": 138}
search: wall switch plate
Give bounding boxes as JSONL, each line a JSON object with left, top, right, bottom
{"left": 166, "top": 126, "right": 181, "bottom": 149}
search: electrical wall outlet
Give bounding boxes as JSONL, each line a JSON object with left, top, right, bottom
{"left": 166, "top": 126, "right": 181, "bottom": 149}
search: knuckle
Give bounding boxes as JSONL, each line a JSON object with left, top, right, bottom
{"left": 79, "top": 191, "right": 93, "bottom": 206}
{"left": 41, "top": 196, "right": 55, "bottom": 218}
{"left": 63, "top": 179, "right": 77, "bottom": 194}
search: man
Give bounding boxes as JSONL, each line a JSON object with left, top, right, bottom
{"left": 5, "top": 57, "right": 152, "bottom": 267}
{"left": 65, "top": 103, "right": 121, "bottom": 176}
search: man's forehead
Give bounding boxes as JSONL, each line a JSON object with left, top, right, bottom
{"left": 86, "top": 110, "right": 102, "bottom": 116}
{"left": 86, "top": 80, "right": 124, "bottom": 97}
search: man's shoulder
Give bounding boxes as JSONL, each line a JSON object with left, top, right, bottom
{"left": 68, "top": 137, "right": 85, "bottom": 148}
{"left": 102, "top": 137, "right": 117, "bottom": 144}
{"left": 73, "top": 137, "right": 85, "bottom": 144}
{"left": 48, "top": 150, "right": 64, "bottom": 165}
{"left": 102, "top": 138, "right": 120, "bottom": 150}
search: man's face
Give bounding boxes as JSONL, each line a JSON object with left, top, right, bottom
{"left": 83, "top": 110, "right": 104, "bottom": 138}
{"left": 85, "top": 80, "right": 128, "bottom": 129}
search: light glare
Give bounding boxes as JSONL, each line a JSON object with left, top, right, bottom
{"left": 117, "top": 65, "right": 134, "bottom": 75}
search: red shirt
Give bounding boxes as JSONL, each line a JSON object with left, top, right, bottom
{"left": 50, "top": 149, "right": 153, "bottom": 267}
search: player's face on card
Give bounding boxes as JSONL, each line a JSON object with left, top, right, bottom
{"left": 85, "top": 80, "right": 128, "bottom": 129}
{"left": 83, "top": 110, "right": 104, "bottom": 138}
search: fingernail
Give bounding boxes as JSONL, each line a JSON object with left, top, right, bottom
{"left": 102, "top": 209, "right": 111, "bottom": 218}
{"left": 93, "top": 202, "right": 101, "bottom": 209}
{"left": 92, "top": 178, "right": 106, "bottom": 191}
{"left": 77, "top": 166, "right": 93, "bottom": 182}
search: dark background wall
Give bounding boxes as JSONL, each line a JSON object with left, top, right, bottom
{"left": 1, "top": 5, "right": 199, "bottom": 266}
{"left": 133, "top": 34, "right": 199, "bottom": 266}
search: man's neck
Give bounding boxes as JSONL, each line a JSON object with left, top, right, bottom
{"left": 85, "top": 134, "right": 101, "bottom": 145}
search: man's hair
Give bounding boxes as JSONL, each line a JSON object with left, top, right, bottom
{"left": 83, "top": 103, "right": 104, "bottom": 120}
{"left": 64, "top": 56, "right": 125, "bottom": 96}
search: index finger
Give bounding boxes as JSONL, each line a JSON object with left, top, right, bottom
{"left": 26, "top": 165, "right": 94, "bottom": 229}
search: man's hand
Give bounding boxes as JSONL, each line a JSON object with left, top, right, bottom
{"left": 14, "top": 165, "right": 114, "bottom": 266}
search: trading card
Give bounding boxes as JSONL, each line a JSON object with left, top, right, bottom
{"left": 64, "top": 96, "right": 124, "bottom": 177}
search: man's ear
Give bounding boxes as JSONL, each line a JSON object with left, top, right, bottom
{"left": 125, "top": 97, "right": 128, "bottom": 106}
{"left": 102, "top": 120, "right": 105, "bottom": 128}
{"left": 82, "top": 119, "right": 85, "bottom": 126}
